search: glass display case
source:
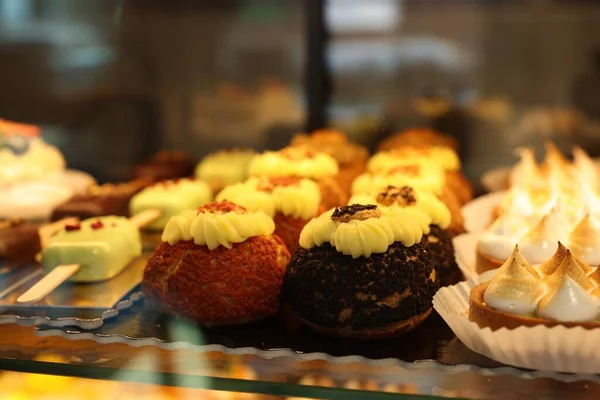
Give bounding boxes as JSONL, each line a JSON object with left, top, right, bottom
{"left": 2, "top": 1, "right": 600, "bottom": 399}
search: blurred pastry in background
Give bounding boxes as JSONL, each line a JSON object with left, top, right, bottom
{"left": 377, "top": 128, "right": 459, "bottom": 152}
{"left": 248, "top": 146, "right": 347, "bottom": 210}
{"left": 367, "top": 145, "right": 472, "bottom": 205}
{"left": 130, "top": 178, "right": 213, "bottom": 231}
{"left": 0, "top": 219, "right": 41, "bottom": 265}
{"left": 0, "top": 134, "right": 96, "bottom": 221}
{"left": 195, "top": 148, "right": 256, "bottom": 194}
{"left": 289, "top": 128, "right": 369, "bottom": 195}
{"left": 132, "top": 150, "right": 196, "bottom": 182}
{"left": 351, "top": 164, "right": 464, "bottom": 233}
{"left": 51, "top": 179, "right": 149, "bottom": 222}
{"left": 283, "top": 204, "right": 438, "bottom": 339}
{"left": 143, "top": 201, "right": 290, "bottom": 326}
{"left": 217, "top": 177, "right": 323, "bottom": 253}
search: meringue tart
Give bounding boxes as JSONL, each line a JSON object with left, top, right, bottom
{"left": 469, "top": 243, "right": 600, "bottom": 330}
{"left": 475, "top": 206, "right": 600, "bottom": 274}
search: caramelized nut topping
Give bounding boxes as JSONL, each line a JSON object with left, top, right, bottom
{"left": 198, "top": 200, "right": 247, "bottom": 215}
{"left": 331, "top": 204, "right": 382, "bottom": 223}
{"left": 376, "top": 185, "right": 417, "bottom": 207}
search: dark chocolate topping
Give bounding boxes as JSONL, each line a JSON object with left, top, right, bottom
{"left": 376, "top": 185, "right": 417, "bottom": 207}
{"left": 331, "top": 204, "right": 379, "bottom": 223}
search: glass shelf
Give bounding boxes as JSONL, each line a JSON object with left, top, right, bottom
{"left": 1, "top": 321, "right": 599, "bottom": 399}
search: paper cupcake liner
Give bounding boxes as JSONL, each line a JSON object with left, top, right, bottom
{"left": 433, "top": 275, "right": 600, "bottom": 374}
{"left": 452, "top": 232, "right": 480, "bottom": 281}
{"left": 462, "top": 191, "right": 505, "bottom": 233}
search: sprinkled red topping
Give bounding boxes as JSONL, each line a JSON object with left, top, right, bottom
{"left": 65, "top": 224, "right": 81, "bottom": 232}
{"left": 198, "top": 200, "right": 247, "bottom": 215}
{"left": 91, "top": 221, "right": 104, "bottom": 230}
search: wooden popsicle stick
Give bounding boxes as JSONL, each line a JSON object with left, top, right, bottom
{"left": 16, "top": 264, "right": 80, "bottom": 304}
{"left": 129, "top": 208, "right": 162, "bottom": 229}
{"left": 16, "top": 211, "right": 162, "bottom": 304}
{"left": 0, "top": 269, "right": 44, "bottom": 300}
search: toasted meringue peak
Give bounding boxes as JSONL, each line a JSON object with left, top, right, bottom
{"left": 591, "top": 287, "right": 600, "bottom": 298}
{"left": 510, "top": 147, "right": 544, "bottom": 186}
{"left": 569, "top": 213, "right": 600, "bottom": 262}
{"left": 588, "top": 267, "right": 600, "bottom": 287}
{"left": 544, "top": 141, "right": 570, "bottom": 169}
{"left": 519, "top": 212, "right": 563, "bottom": 264}
{"left": 573, "top": 146, "right": 598, "bottom": 180}
{"left": 537, "top": 275, "right": 600, "bottom": 322}
{"left": 484, "top": 246, "right": 543, "bottom": 315}
{"left": 543, "top": 250, "right": 594, "bottom": 292}
{"left": 539, "top": 241, "right": 569, "bottom": 276}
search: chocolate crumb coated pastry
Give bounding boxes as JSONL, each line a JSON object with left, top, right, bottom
{"left": 216, "top": 177, "right": 323, "bottom": 253}
{"left": 143, "top": 200, "right": 290, "bottom": 326}
{"left": 0, "top": 219, "right": 41, "bottom": 264}
{"left": 290, "top": 129, "right": 369, "bottom": 195}
{"left": 367, "top": 146, "right": 472, "bottom": 205}
{"left": 470, "top": 243, "right": 600, "bottom": 330}
{"left": 50, "top": 180, "right": 148, "bottom": 222}
{"left": 350, "top": 186, "right": 463, "bottom": 286}
{"left": 282, "top": 204, "right": 438, "bottom": 339}
{"left": 195, "top": 148, "right": 256, "bottom": 194}
{"left": 132, "top": 150, "right": 196, "bottom": 182}
{"left": 248, "top": 146, "right": 347, "bottom": 210}
{"left": 377, "top": 128, "right": 459, "bottom": 152}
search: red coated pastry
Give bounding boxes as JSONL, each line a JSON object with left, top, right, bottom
{"left": 142, "top": 200, "right": 290, "bottom": 326}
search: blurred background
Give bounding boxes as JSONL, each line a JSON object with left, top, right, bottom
{"left": 2, "top": 0, "right": 600, "bottom": 181}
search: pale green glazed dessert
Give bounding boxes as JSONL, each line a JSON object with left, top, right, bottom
{"left": 129, "top": 178, "right": 213, "bottom": 230}
{"left": 42, "top": 216, "right": 142, "bottom": 282}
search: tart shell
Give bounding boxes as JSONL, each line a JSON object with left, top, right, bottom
{"left": 469, "top": 281, "right": 600, "bottom": 330}
{"left": 475, "top": 244, "right": 504, "bottom": 274}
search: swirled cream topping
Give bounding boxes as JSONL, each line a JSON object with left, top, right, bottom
{"left": 248, "top": 146, "right": 339, "bottom": 179}
{"left": 348, "top": 185, "right": 450, "bottom": 230}
{"left": 195, "top": 149, "right": 256, "bottom": 188}
{"left": 351, "top": 162, "right": 446, "bottom": 195}
{"left": 0, "top": 137, "right": 66, "bottom": 184}
{"left": 161, "top": 201, "right": 275, "bottom": 249}
{"left": 367, "top": 146, "right": 460, "bottom": 173}
{"left": 299, "top": 204, "right": 425, "bottom": 258}
{"left": 484, "top": 245, "right": 544, "bottom": 316}
{"left": 483, "top": 244, "right": 600, "bottom": 322}
{"left": 216, "top": 177, "right": 321, "bottom": 220}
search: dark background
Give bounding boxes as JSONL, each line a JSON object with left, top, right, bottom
{"left": 1, "top": 0, "right": 600, "bottom": 182}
